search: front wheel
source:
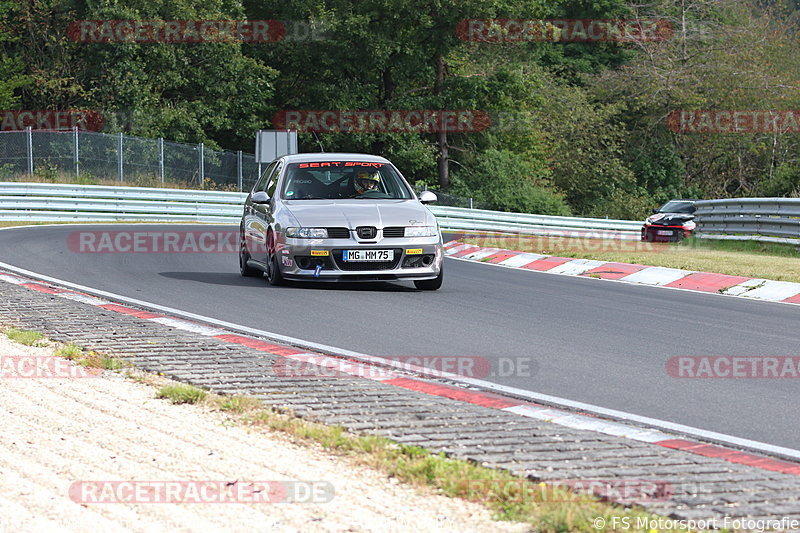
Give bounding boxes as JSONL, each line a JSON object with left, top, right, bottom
{"left": 414, "top": 265, "right": 443, "bottom": 291}
{"left": 266, "top": 231, "right": 286, "bottom": 286}
{"left": 239, "top": 231, "right": 262, "bottom": 278}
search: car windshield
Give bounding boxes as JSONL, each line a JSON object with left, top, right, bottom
{"left": 281, "top": 162, "right": 413, "bottom": 200}
{"left": 659, "top": 201, "right": 695, "bottom": 214}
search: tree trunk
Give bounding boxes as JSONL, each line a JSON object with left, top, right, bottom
{"left": 434, "top": 54, "right": 449, "bottom": 189}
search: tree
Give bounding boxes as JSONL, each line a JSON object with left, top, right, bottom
{"left": 0, "top": 1, "right": 31, "bottom": 109}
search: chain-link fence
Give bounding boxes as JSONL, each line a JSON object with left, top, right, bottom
{"left": 0, "top": 129, "right": 261, "bottom": 191}
{"left": 0, "top": 129, "right": 488, "bottom": 207}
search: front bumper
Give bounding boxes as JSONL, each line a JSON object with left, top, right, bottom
{"left": 278, "top": 236, "right": 443, "bottom": 281}
{"left": 641, "top": 225, "right": 691, "bottom": 242}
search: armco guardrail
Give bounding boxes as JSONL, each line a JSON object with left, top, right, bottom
{"left": 0, "top": 182, "right": 246, "bottom": 223}
{"left": 0, "top": 182, "right": 641, "bottom": 238}
{"left": 694, "top": 198, "right": 800, "bottom": 244}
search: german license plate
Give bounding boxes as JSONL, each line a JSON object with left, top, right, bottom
{"left": 343, "top": 249, "right": 394, "bottom": 262}
{"left": 657, "top": 230, "right": 673, "bottom": 236}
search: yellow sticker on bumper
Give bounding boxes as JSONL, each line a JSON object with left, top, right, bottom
{"left": 311, "top": 250, "right": 329, "bottom": 256}
{"left": 405, "top": 248, "right": 423, "bottom": 255}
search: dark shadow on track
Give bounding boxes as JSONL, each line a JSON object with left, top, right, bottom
{"left": 158, "top": 271, "right": 419, "bottom": 292}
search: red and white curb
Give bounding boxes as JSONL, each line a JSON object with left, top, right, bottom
{"left": 2, "top": 267, "right": 800, "bottom": 477}
{"left": 445, "top": 240, "right": 800, "bottom": 304}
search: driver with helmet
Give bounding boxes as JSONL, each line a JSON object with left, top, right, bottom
{"left": 353, "top": 170, "right": 381, "bottom": 195}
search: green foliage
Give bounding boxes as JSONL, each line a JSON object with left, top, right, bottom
{"left": 452, "top": 149, "right": 571, "bottom": 215}
{"left": 3, "top": 0, "right": 798, "bottom": 215}
{"left": 4, "top": 327, "right": 44, "bottom": 346}
{"left": 756, "top": 163, "right": 800, "bottom": 197}
{"left": 157, "top": 384, "right": 207, "bottom": 404}
{"left": 8, "top": 0, "right": 277, "bottom": 148}
{"left": 0, "top": 1, "right": 30, "bottom": 108}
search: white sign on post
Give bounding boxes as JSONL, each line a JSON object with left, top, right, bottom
{"left": 256, "top": 130, "right": 298, "bottom": 163}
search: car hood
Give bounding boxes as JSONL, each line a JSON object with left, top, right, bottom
{"left": 283, "top": 199, "right": 436, "bottom": 229}
{"left": 646, "top": 212, "right": 695, "bottom": 226}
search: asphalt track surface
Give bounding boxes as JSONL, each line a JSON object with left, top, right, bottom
{"left": 1, "top": 224, "right": 798, "bottom": 450}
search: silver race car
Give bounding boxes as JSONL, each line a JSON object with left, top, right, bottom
{"left": 239, "top": 153, "right": 444, "bottom": 290}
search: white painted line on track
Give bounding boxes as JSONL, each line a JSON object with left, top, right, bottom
{"left": 57, "top": 292, "right": 110, "bottom": 306}
{"left": 150, "top": 317, "right": 229, "bottom": 336}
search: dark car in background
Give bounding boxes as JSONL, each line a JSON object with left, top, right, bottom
{"left": 641, "top": 200, "right": 697, "bottom": 242}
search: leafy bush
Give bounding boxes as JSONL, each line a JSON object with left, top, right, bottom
{"left": 452, "top": 149, "right": 571, "bottom": 215}
{"left": 756, "top": 164, "right": 800, "bottom": 197}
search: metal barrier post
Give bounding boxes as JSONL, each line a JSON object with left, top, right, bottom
{"left": 117, "top": 132, "right": 123, "bottom": 183}
{"left": 73, "top": 127, "right": 79, "bottom": 178}
{"left": 26, "top": 127, "right": 33, "bottom": 176}
{"left": 158, "top": 137, "right": 164, "bottom": 184}
{"left": 237, "top": 150, "right": 243, "bottom": 192}
{"left": 199, "top": 142, "right": 205, "bottom": 185}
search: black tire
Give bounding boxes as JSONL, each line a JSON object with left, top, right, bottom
{"left": 266, "top": 231, "right": 286, "bottom": 286}
{"left": 239, "top": 231, "right": 262, "bottom": 278}
{"left": 414, "top": 265, "right": 443, "bottom": 291}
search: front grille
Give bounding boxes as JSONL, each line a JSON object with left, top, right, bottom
{"left": 332, "top": 248, "right": 403, "bottom": 271}
{"left": 382, "top": 226, "right": 405, "bottom": 238}
{"left": 356, "top": 226, "right": 377, "bottom": 240}
{"left": 326, "top": 227, "right": 350, "bottom": 239}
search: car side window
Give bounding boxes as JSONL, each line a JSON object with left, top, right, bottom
{"left": 253, "top": 161, "right": 277, "bottom": 193}
{"left": 266, "top": 162, "right": 283, "bottom": 197}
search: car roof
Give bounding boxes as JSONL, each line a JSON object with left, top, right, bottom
{"left": 280, "top": 153, "right": 391, "bottom": 164}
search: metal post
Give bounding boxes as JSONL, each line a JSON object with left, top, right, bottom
{"left": 73, "top": 127, "right": 79, "bottom": 178}
{"left": 26, "top": 127, "right": 33, "bottom": 177}
{"left": 198, "top": 142, "right": 204, "bottom": 185}
{"left": 469, "top": 197, "right": 473, "bottom": 209}
{"left": 257, "top": 162, "right": 262, "bottom": 182}
{"left": 117, "top": 132, "right": 123, "bottom": 183}
{"left": 158, "top": 138, "right": 164, "bottom": 184}
{"left": 237, "top": 150, "right": 243, "bottom": 192}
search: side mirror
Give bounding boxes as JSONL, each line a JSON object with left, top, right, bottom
{"left": 252, "top": 191, "right": 270, "bottom": 204}
{"left": 419, "top": 191, "right": 437, "bottom": 204}
{"left": 651, "top": 208, "right": 660, "bottom": 214}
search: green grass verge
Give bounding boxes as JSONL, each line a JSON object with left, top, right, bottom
{"left": 54, "top": 343, "right": 130, "bottom": 370}
{"left": 463, "top": 233, "right": 800, "bottom": 283}
{"left": 156, "top": 383, "right": 208, "bottom": 404}
{"left": 3, "top": 327, "right": 45, "bottom": 346}
{"left": 150, "top": 389, "right": 697, "bottom": 532}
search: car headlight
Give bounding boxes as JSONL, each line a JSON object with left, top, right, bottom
{"left": 285, "top": 227, "right": 328, "bottom": 239}
{"left": 404, "top": 226, "right": 437, "bottom": 237}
